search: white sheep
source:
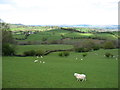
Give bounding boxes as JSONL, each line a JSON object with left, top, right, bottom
{"left": 43, "top": 61, "right": 45, "bottom": 63}
{"left": 81, "top": 59, "right": 83, "bottom": 60}
{"left": 39, "top": 61, "right": 42, "bottom": 63}
{"left": 74, "top": 73, "right": 86, "bottom": 82}
{"left": 34, "top": 60, "right": 38, "bottom": 63}
{"left": 76, "top": 57, "right": 78, "bottom": 60}
{"left": 41, "top": 56, "right": 43, "bottom": 58}
{"left": 37, "top": 56, "right": 39, "bottom": 58}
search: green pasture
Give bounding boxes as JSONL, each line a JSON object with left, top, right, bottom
{"left": 13, "top": 29, "right": 118, "bottom": 42}
{"left": 3, "top": 49, "right": 118, "bottom": 88}
{"left": 16, "top": 45, "right": 73, "bottom": 55}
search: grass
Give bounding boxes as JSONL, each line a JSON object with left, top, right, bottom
{"left": 16, "top": 45, "right": 73, "bottom": 55}
{"left": 3, "top": 49, "right": 118, "bottom": 88}
{"left": 13, "top": 29, "right": 118, "bottom": 42}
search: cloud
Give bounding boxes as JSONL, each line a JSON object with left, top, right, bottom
{"left": 0, "top": 0, "right": 118, "bottom": 25}
{"left": 0, "top": 4, "right": 16, "bottom": 11}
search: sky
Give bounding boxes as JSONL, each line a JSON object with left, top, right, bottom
{"left": 0, "top": 0, "right": 119, "bottom": 25}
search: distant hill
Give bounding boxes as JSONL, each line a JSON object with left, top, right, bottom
{"left": 29, "top": 24, "right": 118, "bottom": 29}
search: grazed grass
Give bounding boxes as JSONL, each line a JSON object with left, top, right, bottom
{"left": 3, "top": 49, "right": 118, "bottom": 88}
{"left": 16, "top": 45, "right": 73, "bottom": 54}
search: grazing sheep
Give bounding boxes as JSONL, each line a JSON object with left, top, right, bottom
{"left": 37, "top": 56, "right": 39, "bottom": 58}
{"left": 41, "top": 56, "right": 43, "bottom": 58}
{"left": 34, "top": 60, "right": 38, "bottom": 63}
{"left": 81, "top": 59, "right": 83, "bottom": 60}
{"left": 39, "top": 61, "right": 42, "bottom": 63}
{"left": 76, "top": 57, "right": 78, "bottom": 60}
{"left": 116, "top": 58, "right": 118, "bottom": 60}
{"left": 113, "top": 56, "right": 115, "bottom": 58}
{"left": 43, "top": 61, "right": 45, "bottom": 63}
{"left": 74, "top": 73, "right": 86, "bottom": 82}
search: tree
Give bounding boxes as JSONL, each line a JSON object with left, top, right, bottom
{"left": 103, "top": 41, "right": 115, "bottom": 49}
{"left": 0, "top": 19, "right": 16, "bottom": 56}
{"left": 0, "top": 19, "right": 15, "bottom": 44}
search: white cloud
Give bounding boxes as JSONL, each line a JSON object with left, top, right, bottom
{"left": 0, "top": 0, "right": 119, "bottom": 25}
{"left": 0, "top": 4, "right": 16, "bottom": 11}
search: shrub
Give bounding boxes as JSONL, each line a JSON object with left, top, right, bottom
{"left": 35, "top": 50, "right": 45, "bottom": 56}
{"left": 42, "top": 37, "right": 48, "bottom": 41}
{"left": 2, "top": 43, "right": 15, "bottom": 56}
{"left": 82, "top": 53, "right": 87, "bottom": 57}
{"left": 75, "top": 47, "right": 91, "bottom": 52}
{"left": 58, "top": 51, "right": 70, "bottom": 57}
{"left": 103, "top": 41, "right": 115, "bottom": 49}
{"left": 92, "top": 45, "right": 100, "bottom": 50}
{"left": 75, "top": 47, "right": 85, "bottom": 52}
{"left": 63, "top": 51, "right": 70, "bottom": 57}
{"left": 105, "top": 52, "right": 113, "bottom": 58}
{"left": 58, "top": 52, "right": 63, "bottom": 57}
{"left": 23, "top": 50, "right": 36, "bottom": 56}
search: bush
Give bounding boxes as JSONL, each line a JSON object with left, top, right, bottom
{"left": 35, "top": 50, "right": 45, "bottom": 56}
{"left": 23, "top": 50, "right": 36, "bottom": 56}
{"left": 58, "top": 52, "right": 63, "bottom": 57}
{"left": 63, "top": 51, "right": 70, "bottom": 57}
{"left": 82, "top": 53, "right": 87, "bottom": 57}
{"left": 103, "top": 41, "right": 115, "bottom": 49}
{"left": 75, "top": 47, "right": 91, "bottom": 52}
{"left": 2, "top": 43, "right": 15, "bottom": 56}
{"left": 42, "top": 37, "right": 48, "bottom": 41}
{"left": 105, "top": 52, "right": 113, "bottom": 58}
{"left": 92, "top": 45, "right": 100, "bottom": 50}
{"left": 58, "top": 51, "right": 70, "bottom": 57}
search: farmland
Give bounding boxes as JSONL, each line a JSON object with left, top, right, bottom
{"left": 3, "top": 49, "right": 118, "bottom": 88}
{"left": 2, "top": 24, "right": 119, "bottom": 88}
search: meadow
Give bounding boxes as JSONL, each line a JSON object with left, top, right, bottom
{"left": 3, "top": 49, "right": 118, "bottom": 88}
{"left": 2, "top": 25, "right": 119, "bottom": 88}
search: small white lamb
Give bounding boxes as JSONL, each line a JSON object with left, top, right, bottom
{"left": 43, "top": 61, "right": 45, "bottom": 63}
{"left": 74, "top": 73, "right": 86, "bottom": 82}
{"left": 34, "top": 60, "right": 38, "bottom": 63}
{"left": 41, "top": 56, "right": 43, "bottom": 58}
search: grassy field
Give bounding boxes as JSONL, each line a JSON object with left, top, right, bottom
{"left": 16, "top": 45, "right": 73, "bottom": 54}
{"left": 3, "top": 49, "right": 118, "bottom": 88}
{"left": 13, "top": 29, "right": 118, "bottom": 42}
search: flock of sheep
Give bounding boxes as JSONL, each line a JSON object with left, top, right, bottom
{"left": 33, "top": 52, "right": 118, "bottom": 82}
{"left": 34, "top": 56, "right": 45, "bottom": 63}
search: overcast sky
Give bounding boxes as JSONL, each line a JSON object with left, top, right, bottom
{"left": 0, "top": 0, "right": 119, "bottom": 25}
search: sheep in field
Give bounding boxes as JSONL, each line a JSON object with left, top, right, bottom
{"left": 34, "top": 60, "right": 38, "bottom": 63}
{"left": 74, "top": 73, "right": 86, "bottom": 82}
{"left": 41, "top": 56, "right": 43, "bottom": 58}
{"left": 43, "top": 61, "right": 45, "bottom": 63}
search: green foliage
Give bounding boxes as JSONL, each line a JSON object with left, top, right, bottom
{"left": 0, "top": 19, "right": 15, "bottom": 44}
{"left": 58, "top": 52, "right": 63, "bottom": 57}
{"left": 2, "top": 43, "right": 15, "bottom": 56}
{"left": 35, "top": 50, "right": 45, "bottom": 56}
{"left": 23, "top": 50, "right": 45, "bottom": 56}
{"left": 105, "top": 52, "right": 113, "bottom": 58}
{"left": 75, "top": 47, "right": 91, "bottom": 52}
{"left": 103, "top": 41, "right": 115, "bottom": 49}
{"left": 82, "top": 53, "right": 87, "bottom": 57}
{"left": 42, "top": 37, "right": 48, "bottom": 41}
{"left": 23, "top": 50, "right": 36, "bottom": 56}
{"left": 63, "top": 51, "right": 70, "bottom": 57}
{"left": 92, "top": 45, "right": 100, "bottom": 50}
{"left": 58, "top": 51, "right": 70, "bottom": 57}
